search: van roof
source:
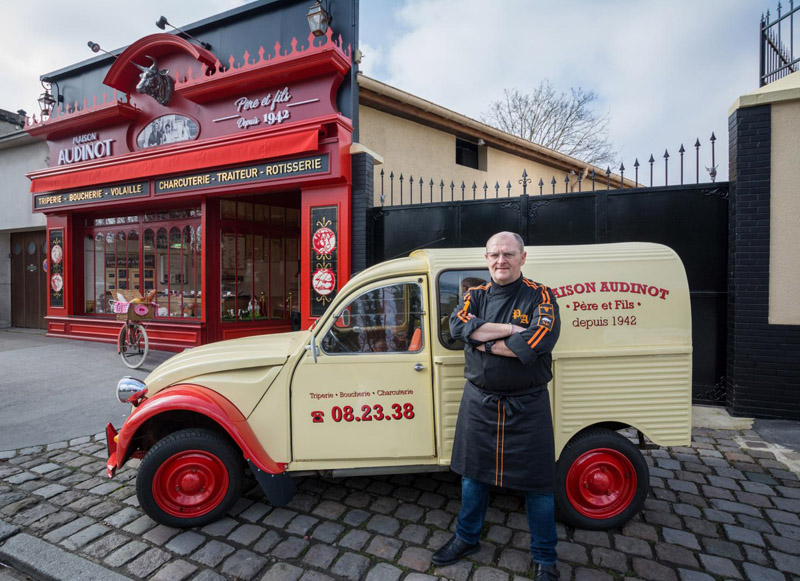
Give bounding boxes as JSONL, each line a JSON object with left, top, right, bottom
{"left": 412, "top": 242, "right": 681, "bottom": 274}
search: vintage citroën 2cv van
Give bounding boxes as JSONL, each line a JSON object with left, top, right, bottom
{"left": 106, "top": 242, "right": 692, "bottom": 530}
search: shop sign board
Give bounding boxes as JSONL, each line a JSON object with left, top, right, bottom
{"left": 34, "top": 182, "right": 149, "bottom": 210}
{"left": 155, "top": 154, "right": 329, "bottom": 195}
{"left": 49, "top": 229, "right": 64, "bottom": 308}
{"left": 310, "top": 206, "right": 338, "bottom": 317}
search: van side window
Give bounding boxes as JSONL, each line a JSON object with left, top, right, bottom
{"left": 438, "top": 270, "right": 489, "bottom": 350}
{"left": 321, "top": 283, "right": 424, "bottom": 354}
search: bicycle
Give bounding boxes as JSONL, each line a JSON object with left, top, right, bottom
{"left": 112, "top": 298, "right": 155, "bottom": 369}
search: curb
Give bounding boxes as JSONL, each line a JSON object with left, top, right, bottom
{"left": 0, "top": 528, "right": 132, "bottom": 581}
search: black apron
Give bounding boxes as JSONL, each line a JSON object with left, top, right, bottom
{"left": 451, "top": 381, "right": 555, "bottom": 493}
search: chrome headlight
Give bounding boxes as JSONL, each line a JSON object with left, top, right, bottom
{"left": 117, "top": 377, "right": 146, "bottom": 403}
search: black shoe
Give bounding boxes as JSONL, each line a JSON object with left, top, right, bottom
{"left": 534, "top": 562, "right": 560, "bottom": 580}
{"left": 431, "top": 535, "right": 480, "bottom": 566}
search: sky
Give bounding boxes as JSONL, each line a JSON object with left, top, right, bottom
{"left": 0, "top": 0, "right": 773, "bottom": 184}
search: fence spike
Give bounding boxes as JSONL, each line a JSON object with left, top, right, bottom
{"left": 710, "top": 132, "right": 717, "bottom": 178}
{"left": 619, "top": 163, "right": 625, "bottom": 188}
{"left": 390, "top": 171, "right": 395, "bottom": 205}
{"left": 634, "top": 158, "right": 640, "bottom": 187}
{"left": 551, "top": 176, "right": 557, "bottom": 195}
{"left": 439, "top": 179, "right": 444, "bottom": 202}
{"left": 679, "top": 144, "right": 685, "bottom": 185}
{"left": 495, "top": 181, "right": 500, "bottom": 198}
{"left": 590, "top": 169, "right": 596, "bottom": 192}
{"left": 519, "top": 169, "right": 531, "bottom": 196}
{"left": 538, "top": 178, "right": 544, "bottom": 195}
{"left": 483, "top": 181, "right": 488, "bottom": 199}
{"left": 564, "top": 174, "right": 570, "bottom": 194}
{"left": 605, "top": 166, "right": 611, "bottom": 190}
{"left": 472, "top": 181, "right": 477, "bottom": 199}
{"left": 461, "top": 181, "right": 466, "bottom": 199}
{"left": 399, "top": 173, "right": 405, "bottom": 204}
{"left": 695, "top": 139, "right": 701, "bottom": 184}
{"left": 577, "top": 171, "right": 583, "bottom": 192}
{"left": 409, "top": 174, "right": 413, "bottom": 204}
{"left": 506, "top": 180, "right": 512, "bottom": 197}
{"left": 648, "top": 155, "right": 654, "bottom": 187}
{"left": 450, "top": 180, "right": 455, "bottom": 201}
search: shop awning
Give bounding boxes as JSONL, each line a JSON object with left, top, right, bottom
{"left": 29, "top": 126, "right": 320, "bottom": 194}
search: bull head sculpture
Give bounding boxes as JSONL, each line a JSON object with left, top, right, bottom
{"left": 133, "top": 56, "right": 174, "bottom": 106}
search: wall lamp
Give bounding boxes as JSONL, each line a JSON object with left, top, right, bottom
{"left": 156, "top": 16, "right": 211, "bottom": 50}
{"left": 38, "top": 78, "right": 63, "bottom": 119}
{"left": 87, "top": 41, "right": 118, "bottom": 59}
{"left": 306, "top": 1, "right": 331, "bottom": 37}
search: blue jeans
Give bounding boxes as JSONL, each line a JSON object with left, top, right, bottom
{"left": 455, "top": 476, "right": 557, "bottom": 566}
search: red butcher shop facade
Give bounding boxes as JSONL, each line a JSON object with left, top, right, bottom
{"left": 26, "top": 1, "right": 359, "bottom": 350}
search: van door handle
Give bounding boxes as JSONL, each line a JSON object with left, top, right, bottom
{"left": 413, "top": 363, "right": 425, "bottom": 372}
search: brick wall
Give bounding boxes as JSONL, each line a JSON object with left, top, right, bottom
{"left": 350, "top": 152, "right": 374, "bottom": 274}
{"left": 727, "top": 104, "right": 800, "bottom": 419}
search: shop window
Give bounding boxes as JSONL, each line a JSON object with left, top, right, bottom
{"left": 455, "top": 138, "right": 487, "bottom": 171}
{"left": 220, "top": 198, "right": 299, "bottom": 323}
{"left": 321, "top": 283, "right": 424, "bottom": 354}
{"left": 437, "top": 269, "right": 490, "bottom": 349}
{"left": 81, "top": 209, "right": 200, "bottom": 319}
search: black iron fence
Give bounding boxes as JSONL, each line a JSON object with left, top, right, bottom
{"left": 371, "top": 182, "right": 730, "bottom": 404}
{"left": 761, "top": 1, "right": 800, "bottom": 86}
{"left": 376, "top": 133, "right": 719, "bottom": 206}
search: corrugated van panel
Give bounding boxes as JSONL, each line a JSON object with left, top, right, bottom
{"left": 554, "top": 353, "right": 692, "bottom": 454}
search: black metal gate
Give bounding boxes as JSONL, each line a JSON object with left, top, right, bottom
{"left": 371, "top": 183, "right": 729, "bottom": 404}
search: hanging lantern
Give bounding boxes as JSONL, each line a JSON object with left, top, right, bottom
{"left": 306, "top": 1, "right": 330, "bottom": 37}
{"left": 38, "top": 82, "right": 56, "bottom": 119}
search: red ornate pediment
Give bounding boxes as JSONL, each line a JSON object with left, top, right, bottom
{"left": 103, "top": 33, "right": 219, "bottom": 93}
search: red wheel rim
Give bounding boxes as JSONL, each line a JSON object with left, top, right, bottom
{"left": 565, "top": 447, "right": 637, "bottom": 519}
{"left": 152, "top": 450, "right": 229, "bottom": 518}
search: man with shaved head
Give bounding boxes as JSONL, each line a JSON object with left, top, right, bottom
{"left": 433, "top": 232, "right": 561, "bottom": 580}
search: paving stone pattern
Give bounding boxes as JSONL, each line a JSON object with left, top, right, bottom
{"left": 1, "top": 428, "right": 800, "bottom": 580}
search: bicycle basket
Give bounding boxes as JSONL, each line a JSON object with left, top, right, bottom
{"left": 112, "top": 290, "right": 156, "bottom": 321}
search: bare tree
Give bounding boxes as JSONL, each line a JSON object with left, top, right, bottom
{"left": 481, "top": 80, "right": 616, "bottom": 166}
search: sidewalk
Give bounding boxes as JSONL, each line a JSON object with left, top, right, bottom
{"left": 1, "top": 409, "right": 800, "bottom": 580}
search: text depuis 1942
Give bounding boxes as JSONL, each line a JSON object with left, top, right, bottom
{"left": 235, "top": 87, "right": 292, "bottom": 129}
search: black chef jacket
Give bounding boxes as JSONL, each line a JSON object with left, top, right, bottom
{"left": 448, "top": 275, "right": 560, "bottom": 492}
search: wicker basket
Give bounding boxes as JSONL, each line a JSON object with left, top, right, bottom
{"left": 112, "top": 290, "right": 156, "bottom": 322}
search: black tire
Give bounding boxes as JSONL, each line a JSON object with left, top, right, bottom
{"left": 136, "top": 428, "right": 244, "bottom": 528}
{"left": 119, "top": 322, "right": 149, "bottom": 369}
{"left": 555, "top": 428, "right": 649, "bottom": 530}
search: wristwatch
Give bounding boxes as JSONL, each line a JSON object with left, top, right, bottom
{"left": 484, "top": 340, "right": 496, "bottom": 354}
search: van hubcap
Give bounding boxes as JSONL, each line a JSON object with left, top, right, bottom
{"left": 153, "top": 450, "right": 228, "bottom": 517}
{"left": 566, "top": 448, "right": 637, "bottom": 519}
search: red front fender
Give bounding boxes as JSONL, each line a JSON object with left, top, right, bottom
{"left": 107, "top": 384, "right": 285, "bottom": 477}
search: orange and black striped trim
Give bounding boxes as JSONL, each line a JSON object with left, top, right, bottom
{"left": 455, "top": 283, "right": 491, "bottom": 323}
{"left": 524, "top": 279, "right": 553, "bottom": 350}
{"left": 494, "top": 399, "right": 506, "bottom": 487}
{"left": 495, "top": 401, "right": 501, "bottom": 485}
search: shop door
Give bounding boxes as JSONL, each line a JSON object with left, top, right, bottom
{"left": 291, "top": 278, "right": 435, "bottom": 462}
{"left": 10, "top": 231, "right": 47, "bottom": 329}
{"left": 217, "top": 198, "right": 300, "bottom": 341}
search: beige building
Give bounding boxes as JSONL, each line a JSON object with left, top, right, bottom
{"left": 0, "top": 109, "right": 48, "bottom": 329}
{"left": 358, "top": 75, "right": 632, "bottom": 206}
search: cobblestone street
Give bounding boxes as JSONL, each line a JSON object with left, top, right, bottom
{"left": 1, "top": 422, "right": 800, "bottom": 580}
